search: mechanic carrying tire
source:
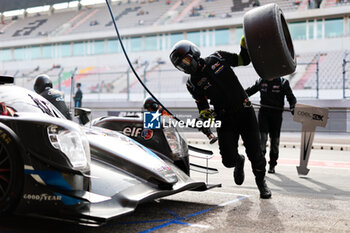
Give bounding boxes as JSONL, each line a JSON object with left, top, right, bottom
{"left": 33, "top": 74, "right": 72, "bottom": 120}
{"left": 169, "top": 3, "right": 296, "bottom": 198}
{"left": 170, "top": 37, "right": 271, "bottom": 199}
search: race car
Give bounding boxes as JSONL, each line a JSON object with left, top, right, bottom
{"left": 91, "top": 115, "right": 191, "bottom": 174}
{"left": 0, "top": 76, "right": 218, "bottom": 226}
{"left": 91, "top": 115, "right": 219, "bottom": 177}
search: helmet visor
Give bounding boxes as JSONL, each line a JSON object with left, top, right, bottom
{"left": 175, "top": 54, "right": 196, "bottom": 74}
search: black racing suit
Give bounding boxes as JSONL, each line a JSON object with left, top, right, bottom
{"left": 245, "top": 78, "right": 296, "bottom": 167}
{"left": 40, "top": 87, "right": 72, "bottom": 120}
{"left": 186, "top": 47, "right": 267, "bottom": 181}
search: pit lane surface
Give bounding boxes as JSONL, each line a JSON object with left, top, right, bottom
{"left": 1, "top": 146, "right": 349, "bottom": 233}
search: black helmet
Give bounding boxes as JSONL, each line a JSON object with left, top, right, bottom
{"left": 143, "top": 97, "right": 159, "bottom": 112}
{"left": 169, "top": 40, "right": 200, "bottom": 74}
{"left": 34, "top": 74, "right": 52, "bottom": 94}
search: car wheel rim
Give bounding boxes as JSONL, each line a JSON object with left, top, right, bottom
{"left": 0, "top": 142, "right": 12, "bottom": 201}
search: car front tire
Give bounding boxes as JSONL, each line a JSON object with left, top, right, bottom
{"left": 0, "top": 128, "right": 24, "bottom": 214}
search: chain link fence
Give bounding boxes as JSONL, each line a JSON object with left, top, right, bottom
{"left": 10, "top": 50, "right": 350, "bottom": 103}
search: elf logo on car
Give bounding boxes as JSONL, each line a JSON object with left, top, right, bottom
{"left": 141, "top": 129, "right": 153, "bottom": 140}
{"left": 23, "top": 193, "right": 62, "bottom": 201}
{"left": 154, "top": 165, "right": 171, "bottom": 173}
{"left": 122, "top": 127, "right": 143, "bottom": 137}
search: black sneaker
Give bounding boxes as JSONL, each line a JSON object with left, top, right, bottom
{"left": 233, "top": 154, "right": 245, "bottom": 185}
{"left": 256, "top": 179, "right": 272, "bottom": 199}
{"left": 268, "top": 165, "right": 275, "bottom": 174}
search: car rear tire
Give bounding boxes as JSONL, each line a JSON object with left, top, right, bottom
{"left": 0, "top": 128, "right": 24, "bottom": 214}
{"left": 243, "top": 3, "right": 296, "bottom": 80}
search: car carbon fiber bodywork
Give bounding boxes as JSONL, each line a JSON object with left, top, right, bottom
{"left": 91, "top": 116, "right": 191, "bottom": 175}
{"left": 0, "top": 77, "right": 216, "bottom": 226}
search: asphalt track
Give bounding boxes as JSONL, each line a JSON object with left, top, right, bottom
{"left": 1, "top": 144, "right": 350, "bottom": 233}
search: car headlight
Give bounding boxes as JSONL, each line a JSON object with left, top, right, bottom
{"left": 47, "top": 125, "right": 90, "bottom": 171}
{"left": 163, "top": 126, "right": 186, "bottom": 159}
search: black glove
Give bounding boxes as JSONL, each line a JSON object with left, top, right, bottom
{"left": 200, "top": 127, "right": 218, "bottom": 144}
{"left": 196, "top": 116, "right": 218, "bottom": 144}
{"left": 290, "top": 107, "right": 295, "bottom": 115}
{"left": 199, "top": 109, "right": 215, "bottom": 120}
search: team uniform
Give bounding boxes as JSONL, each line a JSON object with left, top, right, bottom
{"left": 40, "top": 88, "right": 72, "bottom": 120}
{"left": 34, "top": 74, "right": 72, "bottom": 120}
{"left": 169, "top": 38, "right": 271, "bottom": 198}
{"left": 245, "top": 77, "right": 296, "bottom": 172}
{"left": 186, "top": 48, "right": 267, "bottom": 182}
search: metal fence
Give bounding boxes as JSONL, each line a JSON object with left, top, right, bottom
{"left": 343, "top": 51, "right": 350, "bottom": 98}
{"left": 11, "top": 51, "right": 350, "bottom": 102}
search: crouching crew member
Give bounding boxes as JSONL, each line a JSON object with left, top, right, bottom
{"left": 33, "top": 74, "right": 72, "bottom": 120}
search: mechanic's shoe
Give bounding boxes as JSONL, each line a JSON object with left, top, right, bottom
{"left": 256, "top": 179, "right": 272, "bottom": 199}
{"left": 268, "top": 165, "right": 275, "bottom": 174}
{"left": 222, "top": 159, "right": 235, "bottom": 168}
{"left": 234, "top": 155, "right": 245, "bottom": 185}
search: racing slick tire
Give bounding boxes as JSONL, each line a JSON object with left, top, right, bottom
{"left": 0, "top": 126, "right": 24, "bottom": 214}
{"left": 243, "top": 3, "right": 296, "bottom": 80}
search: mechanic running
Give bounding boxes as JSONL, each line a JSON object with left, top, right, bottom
{"left": 33, "top": 74, "right": 72, "bottom": 120}
{"left": 169, "top": 37, "right": 271, "bottom": 198}
{"left": 245, "top": 77, "right": 296, "bottom": 174}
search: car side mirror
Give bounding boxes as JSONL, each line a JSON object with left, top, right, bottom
{"left": 74, "top": 107, "right": 91, "bottom": 125}
{"left": 0, "top": 76, "right": 14, "bottom": 84}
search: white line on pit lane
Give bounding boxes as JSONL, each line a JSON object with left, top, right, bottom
{"left": 185, "top": 191, "right": 249, "bottom": 229}
{"left": 205, "top": 190, "right": 250, "bottom": 207}
{"left": 206, "top": 190, "right": 250, "bottom": 196}
{"left": 188, "top": 224, "right": 212, "bottom": 229}
{"left": 275, "top": 164, "right": 350, "bottom": 170}
{"left": 218, "top": 195, "right": 249, "bottom": 207}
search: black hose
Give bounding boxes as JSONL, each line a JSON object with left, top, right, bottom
{"left": 251, "top": 102, "right": 291, "bottom": 112}
{"left": 105, "top": 0, "right": 183, "bottom": 122}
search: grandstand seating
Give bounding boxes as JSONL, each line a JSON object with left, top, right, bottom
{"left": 1, "top": 0, "right": 350, "bottom": 102}
{"left": 126, "top": 63, "right": 185, "bottom": 94}
{"left": 0, "top": 11, "right": 77, "bottom": 40}
{"left": 50, "top": 1, "right": 177, "bottom": 35}
{"left": 259, "top": 0, "right": 299, "bottom": 11}
{"left": 6, "top": 49, "right": 350, "bottom": 97}
{"left": 180, "top": 0, "right": 242, "bottom": 23}
{"left": 293, "top": 53, "right": 320, "bottom": 89}
{"left": 322, "top": 0, "right": 350, "bottom": 8}
{"left": 0, "top": 0, "right": 304, "bottom": 40}
{"left": 5, "top": 0, "right": 350, "bottom": 41}
{"left": 180, "top": 0, "right": 299, "bottom": 23}
{"left": 294, "top": 51, "right": 350, "bottom": 90}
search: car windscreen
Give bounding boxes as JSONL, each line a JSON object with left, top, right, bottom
{"left": 0, "top": 85, "right": 66, "bottom": 119}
